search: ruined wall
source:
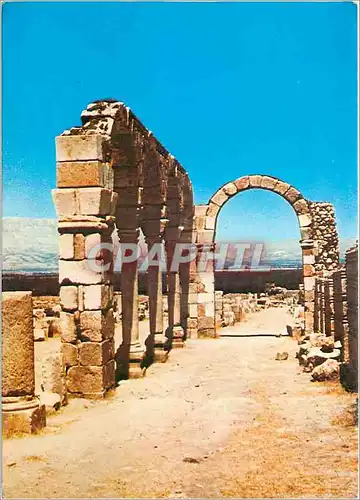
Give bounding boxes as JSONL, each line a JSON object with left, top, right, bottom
{"left": 309, "top": 202, "right": 340, "bottom": 275}
{"left": 343, "top": 245, "right": 358, "bottom": 390}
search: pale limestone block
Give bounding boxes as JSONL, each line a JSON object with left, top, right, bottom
{"left": 222, "top": 182, "right": 237, "bottom": 196}
{"left": 211, "top": 189, "right": 229, "bottom": 207}
{"left": 60, "top": 286, "right": 78, "bottom": 311}
{"left": 188, "top": 303, "right": 198, "bottom": 317}
{"left": 59, "top": 260, "right": 104, "bottom": 285}
{"left": 56, "top": 134, "right": 105, "bottom": 162}
{"left": 248, "top": 175, "right": 262, "bottom": 187}
{"left": 272, "top": 181, "right": 290, "bottom": 195}
{"left": 205, "top": 216, "right": 216, "bottom": 230}
{"left": 234, "top": 176, "right": 250, "bottom": 191}
{"left": 52, "top": 189, "right": 78, "bottom": 217}
{"left": 303, "top": 277, "right": 315, "bottom": 291}
{"left": 59, "top": 234, "right": 74, "bottom": 260}
{"left": 85, "top": 233, "right": 102, "bottom": 258}
{"left": 298, "top": 214, "right": 312, "bottom": 227}
{"left": 194, "top": 205, "right": 208, "bottom": 217}
{"left": 57, "top": 161, "right": 106, "bottom": 188}
{"left": 78, "top": 188, "right": 112, "bottom": 216}
{"left": 83, "top": 285, "right": 111, "bottom": 310}
{"left": 59, "top": 312, "right": 77, "bottom": 343}
{"left": 197, "top": 292, "right": 213, "bottom": 304}
{"left": 205, "top": 301, "right": 215, "bottom": 317}
{"left": 303, "top": 254, "right": 315, "bottom": 265}
{"left": 260, "top": 176, "right": 278, "bottom": 190}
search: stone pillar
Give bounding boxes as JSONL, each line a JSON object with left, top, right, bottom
{"left": 145, "top": 235, "right": 168, "bottom": 362}
{"left": 300, "top": 239, "right": 316, "bottom": 334}
{"left": 165, "top": 236, "right": 185, "bottom": 348}
{"left": 2, "top": 292, "right": 46, "bottom": 437}
{"left": 53, "top": 133, "right": 117, "bottom": 398}
{"left": 116, "top": 229, "right": 145, "bottom": 378}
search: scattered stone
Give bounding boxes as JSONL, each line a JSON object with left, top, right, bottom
{"left": 311, "top": 359, "right": 340, "bottom": 381}
{"left": 183, "top": 456, "right": 200, "bottom": 464}
{"left": 275, "top": 352, "right": 289, "bottom": 361}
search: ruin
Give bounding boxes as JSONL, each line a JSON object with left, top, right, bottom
{"left": 49, "top": 99, "right": 348, "bottom": 399}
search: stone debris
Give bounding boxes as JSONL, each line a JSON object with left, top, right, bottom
{"left": 275, "top": 352, "right": 289, "bottom": 361}
{"left": 311, "top": 359, "right": 340, "bottom": 382}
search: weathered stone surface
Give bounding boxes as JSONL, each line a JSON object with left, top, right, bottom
{"left": 79, "top": 308, "right": 114, "bottom": 342}
{"left": 196, "top": 230, "right": 214, "bottom": 245}
{"left": 59, "top": 312, "right": 77, "bottom": 343}
{"left": 303, "top": 254, "right": 315, "bottom": 265}
{"left": 58, "top": 234, "right": 74, "bottom": 260}
{"left": 272, "top": 181, "right": 290, "bottom": 195}
{"left": 248, "top": 175, "right": 262, "bottom": 187}
{"left": 66, "top": 365, "right": 104, "bottom": 394}
{"left": 293, "top": 198, "right": 309, "bottom": 215}
{"left": 78, "top": 188, "right": 112, "bottom": 216}
{"left": 311, "top": 359, "right": 340, "bottom": 381}
{"left": 60, "top": 286, "right": 78, "bottom": 311}
{"left": 83, "top": 284, "right": 111, "bottom": 310}
{"left": 57, "top": 161, "right": 109, "bottom": 188}
{"left": 56, "top": 134, "right": 105, "bottom": 162}
{"left": 74, "top": 234, "right": 85, "bottom": 260}
{"left": 222, "top": 182, "right": 237, "bottom": 196}
{"left": 303, "top": 277, "right": 315, "bottom": 291}
{"left": 79, "top": 339, "right": 115, "bottom": 366}
{"left": 52, "top": 189, "right": 78, "bottom": 218}
{"left": 260, "top": 176, "right": 278, "bottom": 190}
{"left": 2, "top": 402, "right": 46, "bottom": 437}
{"left": 303, "top": 264, "right": 315, "bottom": 277}
{"left": 61, "top": 343, "right": 78, "bottom": 367}
{"left": 275, "top": 352, "right": 289, "bottom": 360}
{"left": 206, "top": 202, "right": 220, "bottom": 218}
{"left": 34, "top": 328, "right": 45, "bottom": 342}
{"left": 284, "top": 187, "right": 301, "bottom": 204}
{"left": 2, "top": 292, "right": 35, "bottom": 397}
{"left": 211, "top": 189, "right": 229, "bottom": 207}
{"left": 298, "top": 214, "right": 312, "bottom": 227}
{"left": 59, "top": 260, "right": 105, "bottom": 285}
{"left": 234, "top": 176, "right": 250, "bottom": 191}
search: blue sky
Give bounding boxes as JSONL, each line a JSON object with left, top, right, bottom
{"left": 2, "top": 1, "right": 358, "bottom": 241}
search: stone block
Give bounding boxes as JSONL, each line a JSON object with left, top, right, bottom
{"left": 103, "top": 360, "right": 116, "bottom": 389}
{"left": 2, "top": 292, "right": 35, "bottom": 397}
{"left": 57, "top": 161, "right": 109, "bottom": 188}
{"left": 196, "top": 230, "right": 214, "bottom": 244}
{"left": 59, "top": 312, "right": 77, "bottom": 343}
{"left": 60, "top": 286, "right": 78, "bottom": 311}
{"left": 59, "top": 234, "right": 74, "bottom": 260}
{"left": 78, "top": 339, "right": 114, "bottom": 366}
{"left": 298, "top": 213, "right": 312, "bottom": 228}
{"left": 197, "top": 316, "right": 215, "bottom": 331}
{"left": 234, "top": 176, "right": 250, "bottom": 191}
{"left": 61, "top": 343, "right": 78, "bottom": 367}
{"left": 66, "top": 365, "right": 105, "bottom": 394}
{"left": 211, "top": 189, "right": 228, "bottom": 207}
{"left": 284, "top": 187, "right": 301, "bottom": 204}
{"left": 293, "top": 198, "right": 309, "bottom": 215}
{"left": 222, "top": 182, "right": 237, "bottom": 196}
{"left": 248, "top": 175, "right": 262, "bottom": 187}
{"left": 303, "top": 264, "right": 315, "bottom": 277}
{"left": 79, "top": 308, "right": 114, "bottom": 342}
{"left": 300, "top": 227, "right": 312, "bottom": 240}
{"left": 85, "top": 233, "right": 102, "bottom": 258}
{"left": 59, "top": 260, "right": 106, "bottom": 285}
{"left": 74, "top": 234, "right": 85, "bottom": 260}
{"left": 303, "top": 253, "right": 315, "bottom": 265}
{"left": 206, "top": 202, "right": 220, "bottom": 218}
{"left": 205, "top": 216, "right": 216, "bottom": 230}
{"left": 52, "top": 189, "right": 78, "bottom": 217}
{"left": 78, "top": 188, "right": 112, "bottom": 216}
{"left": 56, "top": 134, "right": 105, "bottom": 162}
{"left": 303, "top": 277, "right": 315, "bottom": 291}
{"left": 194, "top": 206, "right": 208, "bottom": 217}
{"left": 83, "top": 284, "right": 111, "bottom": 310}
{"left": 2, "top": 401, "right": 46, "bottom": 437}
{"left": 272, "top": 181, "right": 290, "bottom": 196}
{"left": 260, "top": 176, "right": 278, "bottom": 190}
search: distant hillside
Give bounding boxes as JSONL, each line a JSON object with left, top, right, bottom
{"left": 2, "top": 218, "right": 356, "bottom": 273}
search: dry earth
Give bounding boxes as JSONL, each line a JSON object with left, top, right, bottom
{"left": 2, "top": 308, "right": 358, "bottom": 499}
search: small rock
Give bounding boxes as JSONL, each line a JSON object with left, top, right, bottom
{"left": 311, "top": 359, "right": 340, "bottom": 381}
{"left": 275, "top": 352, "right": 289, "bottom": 361}
{"left": 183, "top": 456, "right": 200, "bottom": 464}
{"left": 40, "top": 392, "right": 61, "bottom": 414}
{"left": 34, "top": 328, "right": 45, "bottom": 342}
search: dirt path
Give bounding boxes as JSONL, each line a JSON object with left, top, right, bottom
{"left": 3, "top": 308, "right": 358, "bottom": 499}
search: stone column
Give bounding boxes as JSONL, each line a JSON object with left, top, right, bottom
{"left": 145, "top": 234, "right": 168, "bottom": 362}
{"left": 2, "top": 292, "right": 46, "bottom": 437}
{"left": 300, "top": 239, "right": 316, "bottom": 334}
{"left": 53, "top": 133, "right": 117, "bottom": 398}
{"left": 165, "top": 236, "right": 185, "bottom": 348}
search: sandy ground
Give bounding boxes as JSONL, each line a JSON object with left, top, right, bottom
{"left": 3, "top": 307, "right": 358, "bottom": 499}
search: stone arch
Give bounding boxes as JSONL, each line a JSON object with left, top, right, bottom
{"left": 53, "top": 99, "right": 194, "bottom": 397}
{"left": 194, "top": 174, "right": 317, "bottom": 338}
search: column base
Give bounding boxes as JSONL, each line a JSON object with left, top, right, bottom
{"left": 2, "top": 396, "right": 46, "bottom": 438}
{"left": 153, "top": 333, "right": 170, "bottom": 363}
{"left": 171, "top": 325, "right": 185, "bottom": 348}
{"left": 128, "top": 343, "right": 146, "bottom": 378}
